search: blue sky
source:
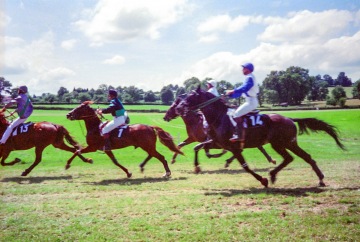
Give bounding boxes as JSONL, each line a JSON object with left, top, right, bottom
{"left": 1, "top": 0, "right": 360, "bottom": 95}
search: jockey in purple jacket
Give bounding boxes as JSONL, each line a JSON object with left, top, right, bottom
{"left": 225, "top": 62, "right": 259, "bottom": 143}
{"left": 0, "top": 85, "right": 33, "bottom": 145}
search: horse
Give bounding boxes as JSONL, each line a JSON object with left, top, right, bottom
{"left": 175, "top": 87, "right": 346, "bottom": 187}
{"left": 0, "top": 110, "right": 92, "bottom": 176}
{"left": 163, "top": 94, "right": 275, "bottom": 172}
{"left": 65, "top": 101, "right": 184, "bottom": 178}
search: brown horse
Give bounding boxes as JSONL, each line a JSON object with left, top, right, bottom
{"left": 0, "top": 110, "right": 92, "bottom": 176}
{"left": 163, "top": 94, "right": 275, "bottom": 171}
{"left": 175, "top": 87, "right": 345, "bottom": 187}
{"left": 65, "top": 101, "right": 183, "bottom": 178}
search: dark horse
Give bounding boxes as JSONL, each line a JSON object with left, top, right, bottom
{"left": 0, "top": 110, "right": 92, "bottom": 176}
{"left": 176, "top": 87, "right": 345, "bottom": 187}
{"left": 163, "top": 94, "right": 275, "bottom": 171}
{"left": 65, "top": 101, "right": 183, "bottom": 178}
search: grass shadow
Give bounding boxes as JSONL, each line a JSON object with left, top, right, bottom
{"left": 204, "top": 186, "right": 360, "bottom": 198}
{"left": 0, "top": 175, "right": 73, "bottom": 184}
{"left": 181, "top": 167, "right": 287, "bottom": 175}
{"left": 86, "top": 176, "right": 188, "bottom": 186}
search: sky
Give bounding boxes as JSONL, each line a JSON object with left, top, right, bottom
{"left": 1, "top": 0, "right": 360, "bottom": 95}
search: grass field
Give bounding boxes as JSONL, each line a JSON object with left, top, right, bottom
{"left": 1, "top": 109, "right": 359, "bottom": 241}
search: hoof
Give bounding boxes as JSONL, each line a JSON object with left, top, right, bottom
{"left": 65, "top": 165, "right": 70, "bottom": 170}
{"left": 271, "top": 159, "right": 276, "bottom": 165}
{"left": 224, "top": 162, "right": 230, "bottom": 168}
{"left": 21, "top": 172, "right": 28, "bottom": 176}
{"left": 15, "top": 158, "right": 21, "bottom": 164}
{"left": 261, "top": 177, "right": 268, "bottom": 188}
{"left": 194, "top": 166, "right": 201, "bottom": 174}
{"left": 127, "top": 172, "right": 132, "bottom": 178}
{"left": 163, "top": 172, "right": 171, "bottom": 178}
{"left": 319, "top": 181, "right": 326, "bottom": 187}
{"left": 269, "top": 171, "right": 276, "bottom": 184}
{"left": 87, "top": 158, "right": 93, "bottom": 164}
{"left": 171, "top": 159, "right": 176, "bottom": 164}
{"left": 140, "top": 166, "right": 144, "bottom": 173}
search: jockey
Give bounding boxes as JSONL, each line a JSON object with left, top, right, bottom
{"left": 203, "top": 80, "right": 220, "bottom": 130}
{"left": 225, "top": 62, "right": 259, "bottom": 143}
{"left": 206, "top": 80, "right": 219, "bottom": 97}
{"left": 96, "top": 89, "right": 126, "bottom": 151}
{"left": 0, "top": 85, "right": 33, "bottom": 145}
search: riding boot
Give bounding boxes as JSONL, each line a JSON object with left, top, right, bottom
{"left": 103, "top": 133, "right": 111, "bottom": 151}
{"left": 229, "top": 117, "right": 245, "bottom": 148}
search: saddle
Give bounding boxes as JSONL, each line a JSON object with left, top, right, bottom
{"left": 99, "top": 121, "right": 129, "bottom": 138}
{"left": 11, "top": 122, "right": 34, "bottom": 137}
{"left": 229, "top": 111, "right": 267, "bottom": 148}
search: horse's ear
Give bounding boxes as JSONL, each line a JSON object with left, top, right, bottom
{"left": 196, "top": 85, "right": 201, "bottom": 93}
{"left": 83, "top": 101, "right": 94, "bottom": 105}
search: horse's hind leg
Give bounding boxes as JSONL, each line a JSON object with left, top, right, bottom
{"left": 0, "top": 152, "right": 21, "bottom": 166}
{"left": 53, "top": 142, "right": 93, "bottom": 166}
{"left": 104, "top": 151, "right": 132, "bottom": 178}
{"left": 139, "top": 155, "right": 152, "bottom": 173}
{"left": 147, "top": 150, "right": 171, "bottom": 178}
{"left": 21, "top": 146, "right": 46, "bottom": 176}
{"left": 269, "top": 144, "right": 294, "bottom": 184}
{"left": 288, "top": 144, "right": 325, "bottom": 187}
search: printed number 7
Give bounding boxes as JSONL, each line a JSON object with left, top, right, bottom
{"left": 118, "top": 129, "right": 124, "bottom": 137}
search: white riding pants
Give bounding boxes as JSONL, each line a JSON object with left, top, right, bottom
{"left": 101, "top": 116, "right": 126, "bottom": 135}
{"left": 0, "top": 117, "right": 27, "bottom": 143}
{"left": 233, "top": 96, "right": 258, "bottom": 118}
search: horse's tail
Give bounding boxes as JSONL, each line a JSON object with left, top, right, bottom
{"left": 292, "top": 118, "right": 346, "bottom": 150}
{"left": 56, "top": 125, "right": 82, "bottom": 150}
{"left": 151, "top": 126, "right": 184, "bottom": 155}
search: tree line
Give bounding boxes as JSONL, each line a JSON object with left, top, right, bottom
{"left": 1, "top": 66, "right": 359, "bottom": 107}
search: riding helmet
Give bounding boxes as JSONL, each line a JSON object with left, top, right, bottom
{"left": 18, "top": 86, "right": 28, "bottom": 93}
{"left": 108, "top": 89, "right": 118, "bottom": 97}
{"left": 241, "top": 63, "right": 254, "bottom": 72}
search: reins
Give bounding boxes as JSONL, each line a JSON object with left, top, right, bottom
{"left": 189, "top": 95, "right": 222, "bottom": 111}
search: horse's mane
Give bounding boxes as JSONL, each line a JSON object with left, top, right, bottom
{"left": 82, "top": 101, "right": 94, "bottom": 106}
{"left": 0, "top": 111, "right": 10, "bottom": 126}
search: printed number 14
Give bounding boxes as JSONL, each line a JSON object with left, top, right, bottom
{"left": 249, "top": 115, "right": 263, "bottom": 126}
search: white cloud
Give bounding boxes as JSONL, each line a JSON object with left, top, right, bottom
{"left": 259, "top": 10, "right": 354, "bottom": 44}
{"left": 103, "top": 55, "right": 126, "bottom": 65}
{"left": 197, "top": 14, "right": 251, "bottom": 42}
{"left": 39, "top": 67, "right": 75, "bottom": 81}
{"left": 61, "top": 39, "right": 78, "bottom": 50}
{"left": 74, "top": 0, "right": 192, "bottom": 45}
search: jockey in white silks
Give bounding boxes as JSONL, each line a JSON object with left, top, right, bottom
{"left": 203, "top": 80, "right": 220, "bottom": 129}
{"left": 225, "top": 62, "right": 259, "bottom": 143}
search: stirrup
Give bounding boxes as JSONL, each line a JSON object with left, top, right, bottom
{"left": 229, "top": 134, "right": 244, "bottom": 142}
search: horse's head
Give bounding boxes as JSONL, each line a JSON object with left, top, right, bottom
{"left": 0, "top": 109, "right": 9, "bottom": 126}
{"left": 163, "top": 93, "right": 187, "bottom": 122}
{"left": 66, "top": 101, "right": 96, "bottom": 121}
{"left": 175, "top": 87, "right": 207, "bottom": 116}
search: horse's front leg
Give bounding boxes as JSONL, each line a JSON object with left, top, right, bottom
{"left": 172, "top": 138, "right": 193, "bottom": 164}
{"left": 21, "top": 146, "right": 46, "bottom": 176}
{"left": 233, "top": 150, "right": 268, "bottom": 188}
{"left": 0, "top": 151, "right": 21, "bottom": 166}
{"left": 193, "top": 142, "right": 205, "bottom": 174}
{"left": 65, "top": 146, "right": 97, "bottom": 170}
{"left": 104, "top": 150, "right": 132, "bottom": 178}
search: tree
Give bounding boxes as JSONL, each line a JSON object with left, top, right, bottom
{"left": 0, "top": 77, "right": 13, "bottom": 103}
{"left": 323, "top": 74, "right": 334, "bottom": 86}
{"left": 122, "top": 86, "right": 143, "bottom": 103}
{"left": 78, "top": 93, "right": 92, "bottom": 102}
{"left": 183, "top": 77, "right": 201, "bottom": 92}
{"left": 336, "top": 72, "right": 352, "bottom": 87}
{"left": 262, "top": 66, "right": 311, "bottom": 105}
{"left": 175, "top": 87, "right": 186, "bottom": 97}
{"left": 160, "top": 88, "right": 174, "bottom": 104}
{"left": 327, "top": 85, "right": 347, "bottom": 107}
{"left": 144, "top": 91, "right": 157, "bottom": 102}
{"left": 352, "top": 80, "right": 360, "bottom": 99}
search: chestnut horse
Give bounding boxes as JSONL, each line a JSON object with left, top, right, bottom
{"left": 0, "top": 110, "right": 92, "bottom": 176}
{"left": 176, "top": 87, "right": 345, "bottom": 187}
{"left": 65, "top": 101, "right": 183, "bottom": 178}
